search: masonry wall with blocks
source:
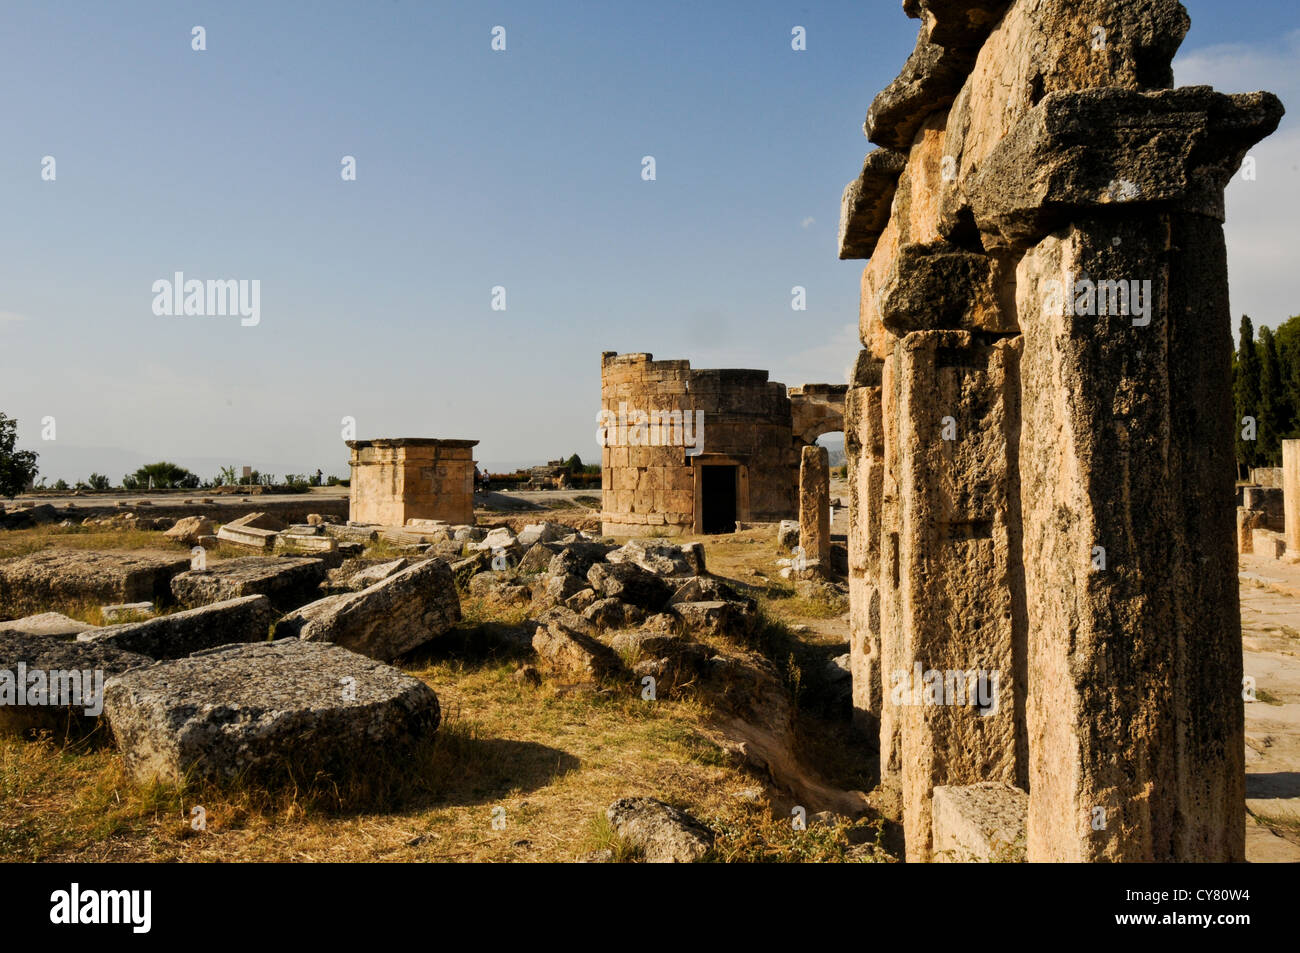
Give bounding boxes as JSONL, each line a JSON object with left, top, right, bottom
{"left": 347, "top": 438, "right": 478, "bottom": 527}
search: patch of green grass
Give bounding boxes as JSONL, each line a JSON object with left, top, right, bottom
{"left": 580, "top": 813, "right": 644, "bottom": 862}
{"left": 706, "top": 810, "right": 891, "bottom": 863}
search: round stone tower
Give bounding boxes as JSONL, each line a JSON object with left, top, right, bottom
{"left": 599, "top": 352, "right": 798, "bottom": 536}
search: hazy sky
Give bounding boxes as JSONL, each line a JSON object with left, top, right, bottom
{"left": 2, "top": 0, "right": 1296, "bottom": 482}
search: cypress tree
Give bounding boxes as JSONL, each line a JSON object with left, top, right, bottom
{"left": 1234, "top": 315, "right": 1262, "bottom": 471}
{"left": 1259, "top": 325, "right": 1289, "bottom": 465}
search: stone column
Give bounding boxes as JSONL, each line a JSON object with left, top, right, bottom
{"left": 846, "top": 353, "right": 885, "bottom": 736}
{"left": 798, "top": 445, "right": 830, "bottom": 567}
{"left": 1283, "top": 440, "right": 1300, "bottom": 556}
{"left": 881, "top": 330, "right": 1025, "bottom": 862}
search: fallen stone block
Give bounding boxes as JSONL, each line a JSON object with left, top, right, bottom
{"left": 226, "top": 511, "right": 284, "bottom": 532}
{"left": 0, "top": 549, "right": 190, "bottom": 614}
{"left": 344, "top": 558, "right": 408, "bottom": 591}
{"left": 276, "top": 529, "right": 334, "bottom": 549}
{"left": 0, "top": 631, "right": 151, "bottom": 736}
{"left": 276, "top": 559, "right": 461, "bottom": 662}
{"left": 78, "top": 595, "right": 275, "bottom": 660}
{"left": 450, "top": 553, "right": 490, "bottom": 588}
{"left": 165, "top": 516, "right": 217, "bottom": 545}
{"left": 668, "top": 576, "right": 754, "bottom": 610}
{"left": 587, "top": 562, "right": 671, "bottom": 611}
{"left": 100, "top": 602, "right": 155, "bottom": 623}
{"left": 517, "top": 522, "right": 570, "bottom": 547}
{"left": 104, "top": 640, "right": 440, "bottom": 785}
{"left": 532, "top": 607, "right": 620, "bottom": 678}
{"left": 671, "top": 600, "right": 756, "bottom": 639}
{"left": 517, "top": 542, "right": 561, "bottom": 576}
{"left": 547, "top": 542, "right": 614, "bottom": 578}
{"left": 0, "top": 612, "right": 97, "bottom": 640}
{"left": 582, "top": 597, "right": 644, "bottom": 631}
{"left": 0, "top": 503, "right": 62, "bottom": 530}
{"left": 324, "top": 523, "right": 379, "bottom": 542}
{"left": 605, "top": 797, "right": 714, "bottom": 863}
{"left": 931, "top": 783, "right": 1028, "bottom": 863}
{"left": 216, "top": 523, "right": 278, "bottom": 550}
{"left": 606, "top": 539, "right": 704, "bottom": 577}
{"left": 171, "top": 556, "right": 327, "bottom": 611}
{"left": 468, "top": 526, "right": 519, "bottom": 553}
{"left": 543, "top": 571, "right": 589, "bottom": 607}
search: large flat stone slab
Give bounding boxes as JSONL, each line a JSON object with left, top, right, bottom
{"left": 0, "top": 612, "right": 97, "bottom": 640}
{"left": 104, "top": 640, "right": 440, "bottom": 784}
{"left": 275, "top": 558, "right": 460, "bottom": 661}
{"left": 78, "top": 595, "right": 275, "bottom": 660}
{"left": 0, "top": 549, "right": 190, "bottom": 615}
{"left": 171, "top": 556, "right": 327, "bottom": 610}
{"left": 0, "top": 631, "right": 151, "bottom": 735}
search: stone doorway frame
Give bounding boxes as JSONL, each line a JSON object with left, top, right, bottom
{"left": 691, "top": 454, "right": 750, "bottom": 534}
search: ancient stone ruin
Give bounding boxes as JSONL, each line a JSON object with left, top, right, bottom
{"left": 599, "top": 352, "right": 844, "bottom": 537}
{"left": 347, "top": 438, "right": 479, "bottom": 527}
{"left": 839, "top": 0, "right": 1283, "bottom": 861}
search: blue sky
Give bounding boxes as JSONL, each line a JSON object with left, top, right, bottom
{"left": 2, "top": 0, "right": 1297, "bottom": 481}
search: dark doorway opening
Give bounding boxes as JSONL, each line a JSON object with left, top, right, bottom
{"left": 700, "top": 465, "right": 737, "bottom": 534}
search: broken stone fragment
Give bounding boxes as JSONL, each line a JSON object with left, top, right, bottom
{"left": 605, "top": 797, "right": 714, "bottom": 863}
{"left": 605, "top": 538, "right": 702, "bottom": 577}
{"left": 275, "top": 558, "right": 460, "bottom": 662}
{"left": 164, "top": 516, "right": 216, "bottom": 545}
{"left": 103, "top": 639, "right": 440, "bottom": 786}
{"left": 672, "top": 600, "right": 756, "bottom": 639}
{"left": 777, "top": 520, "right": 801, "bottom": 552}
{"left": 517, "top": 522, "right": 570, "bottom": 547}
{"left": 531, "top": 607, "right": 621, "bottom": 678}
{"left": 587, "top": 562, "right": 671, "bottom": 612}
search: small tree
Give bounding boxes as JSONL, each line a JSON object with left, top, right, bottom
{"left": 126, "top": 461, "right": 199, "bottom": 490}
{"left": 86, "top": 472, "right": 111, "bottom": 490}
{"left": 1259, "top": 325, "right": 1290, "bottom": 465}
{"left": 1234, "top": 315, "right": 1262, "bottom": 472}
{"left": 0, "top": 413, "right": 39, "bottom": 498}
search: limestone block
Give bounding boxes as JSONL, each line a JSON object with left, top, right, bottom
{"left": 932, "top": 782, "right": 1027, "bottom": 862}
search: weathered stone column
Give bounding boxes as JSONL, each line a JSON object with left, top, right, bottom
{"left": 882, "top": 330, "right": 1025, "bottom": 861}
{"left": 846, "top": 353, "right": 885, "bottom": 735}
{"left": 1283, "top": 440, "right": 1300, "bottom": 556}
{"left": 798, "top": 446, "right": 830, "bottom": 567}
